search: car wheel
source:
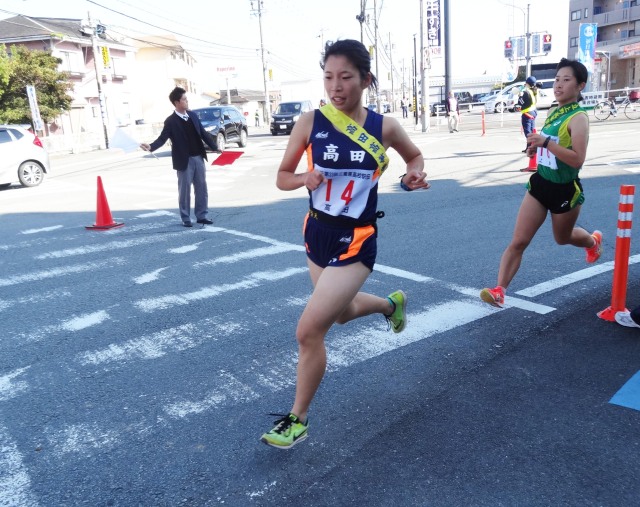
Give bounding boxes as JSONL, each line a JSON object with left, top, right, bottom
{"left": 238, "top": 129, "right": 248, "bottom": 147}
{"left": 495, "top": 102, "right": 506, "bottom": 113}
{"left": 18, "top": 161, "right": 44, "bottom": 187}
{"left": 216, "top": 132, "right": 226, "bottom": 152}
{"left": 271, "top": 131, "right": 278, "bottom": 136}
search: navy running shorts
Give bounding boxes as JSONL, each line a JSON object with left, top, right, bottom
{"left": 527, "top": 171, "right": 584, "bottom": 214}
{"left": 303, "top": 213, "right": 377, "bottom": 271}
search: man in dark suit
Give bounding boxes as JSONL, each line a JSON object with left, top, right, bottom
{"left": 141, "top": 86, "right": 219, "bottom": 227}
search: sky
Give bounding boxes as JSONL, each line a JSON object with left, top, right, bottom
{"left": 0, "top": 0, "right": 570, "bottom": 92}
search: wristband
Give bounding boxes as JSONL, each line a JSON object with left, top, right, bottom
{"left": 399, "top": 174, "right": 412, "bottom": 192}
{"left": 542, "top": 136, "right": 551, "bottom": 149}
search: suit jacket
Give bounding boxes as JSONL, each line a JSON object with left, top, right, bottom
{"left": 149, "top": 111, "right": 218, "bottom": 171}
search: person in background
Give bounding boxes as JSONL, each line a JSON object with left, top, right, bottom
{"left": 480, "top": 59, "right": 602, "bottom": 308}
{"left": 255, "top": 109, "right": 260, "bottom": 127}
{"left": 319, "top": 99, "right": 327, "bottom": 107}
{"left": 445, "top": 91, "right": 459, "bottom": 133}
{"left": 518, "top": 76, "right": 538, "bottom": 153}
{"left": 260, "top": 38, "right": 429, "bottom": 449}
{"left": 401, "top": 97, "right": 408, "bottom": 118}
{"left": 140, "top": 86, "right": 218, "bottom": 227}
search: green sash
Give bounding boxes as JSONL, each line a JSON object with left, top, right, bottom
{"left": 319, "top": 104, "right": 389, "bottom": 174}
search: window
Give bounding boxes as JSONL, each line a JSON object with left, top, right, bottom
{"left": 571, "top": 9, "right": 581, "bottom": 21}
{"left": 58, "top": 51, "right": 84, "bottom": 74}
{"left": 584, "top": 8, "right": 588, "bottom": 17}
{"left": 570, "top": 37, "right": 578, "bottom": 47}
{"left": 594, "top": 6, "right": 602, "bottom": 14}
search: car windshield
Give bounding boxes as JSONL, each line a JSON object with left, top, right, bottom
{"left": 195, "top": 109, "right": 221, "bottom": 122}
{"left": 275, "top": 103, "right": 301, "bottom": 114}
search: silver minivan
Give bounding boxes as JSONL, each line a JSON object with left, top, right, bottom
{"left": 0, "top": 125, "right": 50, "bottom": 188}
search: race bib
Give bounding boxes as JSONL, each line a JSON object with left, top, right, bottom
{"left": 310, "top": 165, "right": 376, "bottom": 218}
{"left": 537, "top": 135, "right": 559, "bottom": 170}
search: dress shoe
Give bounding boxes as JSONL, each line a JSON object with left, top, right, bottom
{"left": 182, "top": 221, "right": 193, "bottom": 227}
{"left": 197, "top": 218, "right": 213, "bottom": 225}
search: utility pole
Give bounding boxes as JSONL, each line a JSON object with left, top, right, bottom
{"left": 525, "top": 3, "right": 532, "bottom": 77}
{"left": 419, "top": 0, "right": 427, "bottom": 132}
{"left": 413, "top": 34, "right": 418, "bottom": 125}
{"left": 356, "top": 0, "right": 367, "bottom": 44}
{"left": 87, "top": 12, "right": 109, "bottom": 149}
{"left": 251, "top": 1, "right": 270, "bottom": 126}
{"left": 388, "top": 33, "right": 395, "bottom": 112}
{"left": 373, "top": 0, "right": 380, "bottom": 114}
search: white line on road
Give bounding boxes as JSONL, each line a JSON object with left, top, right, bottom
{"left": 134, "top": 267, "right": 308, "bottom": 312}
{"left": 0, "top": 258, "right": 126, "bottom": 288}
{"left": 0, "top": 422, "right": 39, "bottom": 507}
{"left": 133, "top": 267, "right": 169, "bottom": 284}
{"left": 21, "top": 225, "right": 64, "bottom": 235}
{"left": 515, "top": 254, "right": 640, "bottom": 298}
{"left": 0, "top": 366, "right": 31, "bottom": 402}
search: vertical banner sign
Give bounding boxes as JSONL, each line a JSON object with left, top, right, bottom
{"left": 578, "top": 23, "right": 597, "bottom": 75}
{"left": 425, "top": 0, "right": 442, "bottom": 57}
{"left": 101, "top": 46, "right": 111, "bottom": 73}
{"left": 25, "top": 85, "right": 44, "bottom": 131}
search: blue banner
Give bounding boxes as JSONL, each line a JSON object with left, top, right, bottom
{"left": 578, "top": 23, "right": 597, "bottom": 75}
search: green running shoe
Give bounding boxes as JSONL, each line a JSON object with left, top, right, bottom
{"left": 260, "top": 413, "right": 308, "bottom": 449}
{"left": 386, "top": 290, "right": 407, "bottom": 333}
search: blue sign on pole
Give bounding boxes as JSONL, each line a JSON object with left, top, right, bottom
{"left": 578, "top": 23, "right": 597, "bottom": 76}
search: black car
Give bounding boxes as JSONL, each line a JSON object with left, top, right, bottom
{"left": 270, "top": 100, "right": 313, "bottom": 135}
{"left": 192, "top": 106, "right": 248, "bottom": 151}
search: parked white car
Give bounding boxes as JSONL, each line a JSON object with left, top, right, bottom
{"left": 0, "top": 125, "right": 50, "bottom": 188}
{"left": 484, "top": 82, "right": 524, "bottom": 113}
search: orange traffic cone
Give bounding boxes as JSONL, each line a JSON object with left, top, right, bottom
{"left": 523, "top": 149, "right": 538, "bottom": 172}
{"left": 521, "top": 128, "right": 538, "bottom": 172}
{"left": 86, "top": 176, "right": 124, "bottom": 230}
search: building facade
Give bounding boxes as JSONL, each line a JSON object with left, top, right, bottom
{"left": 568, "top": 0, "right": 640, "bottom": 91}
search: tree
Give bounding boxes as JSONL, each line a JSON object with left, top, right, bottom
{"left": 0, "top": 45, "right": 10, "bottom": 102}
{"left": 0, "top": 44, "right": 73, "bottom": 127}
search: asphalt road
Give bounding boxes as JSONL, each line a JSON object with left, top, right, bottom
{"left": 1, "top": 111, "right": 639, "bottom": 506}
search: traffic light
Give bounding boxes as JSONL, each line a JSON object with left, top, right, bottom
{"left": 504, "top": 40, "right": 513, "bottom": 59}
{"left": 543, "top": 33, "right": 552, "bottom": 53}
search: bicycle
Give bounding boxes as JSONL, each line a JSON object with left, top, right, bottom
{"left": 593, "top": 94, "right": 640, "bottom": 121}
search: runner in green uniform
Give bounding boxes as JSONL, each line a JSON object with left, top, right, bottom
{"left": 480, "top": 59, "right": 602, "bottom": 308}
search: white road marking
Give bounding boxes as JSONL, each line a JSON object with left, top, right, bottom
{"left": 136, "top": 210, "right": 175, "bottom": 218}
{"left": 0, "top": 366, "right": 31, "bottom": 402}
{"left": 376, "top": 264, "right": 556, "bottom": 314}
{"left": 0, "top": 423, "right": 39, "bottom": 507}
{"left": 134, "top": 267, "right": 308, "bottom": 312}
{"left": 194, "top": 244, "right": 301, "bottom": 267}
{"left": 46, "top": 423, "right": 122, "bottom": 458}
{"left": 163, "top": 372, "right": 260, "bottom": 418}
{"left": 77, "top": 319, "right": 243, "bottom": 366}
{"left": 13, "top": 311, "right": 110, "bottom": 343}
{"left": 62, "top": 311, "right": 109, "bottom": 331}
{"left": 34, "top": 234, "right": 184, "bottom": 259}
{"left": 169, "top": 242, "right": 203, "bottom": 254}
{"left": 0, "top": 258, "right": 126, "bottom": 288}
{"left": 133, "top": 267, "right": 168, "bottom": 284}
{"left": 516, "top": 254, "right": 640, "bottom": 298}
{"left": 21, "top": 225, "right": 64, "bottom": 234}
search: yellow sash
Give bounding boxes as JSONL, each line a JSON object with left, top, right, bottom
{"left": 319, "top": 104, "right": 389, "bottom": 175}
